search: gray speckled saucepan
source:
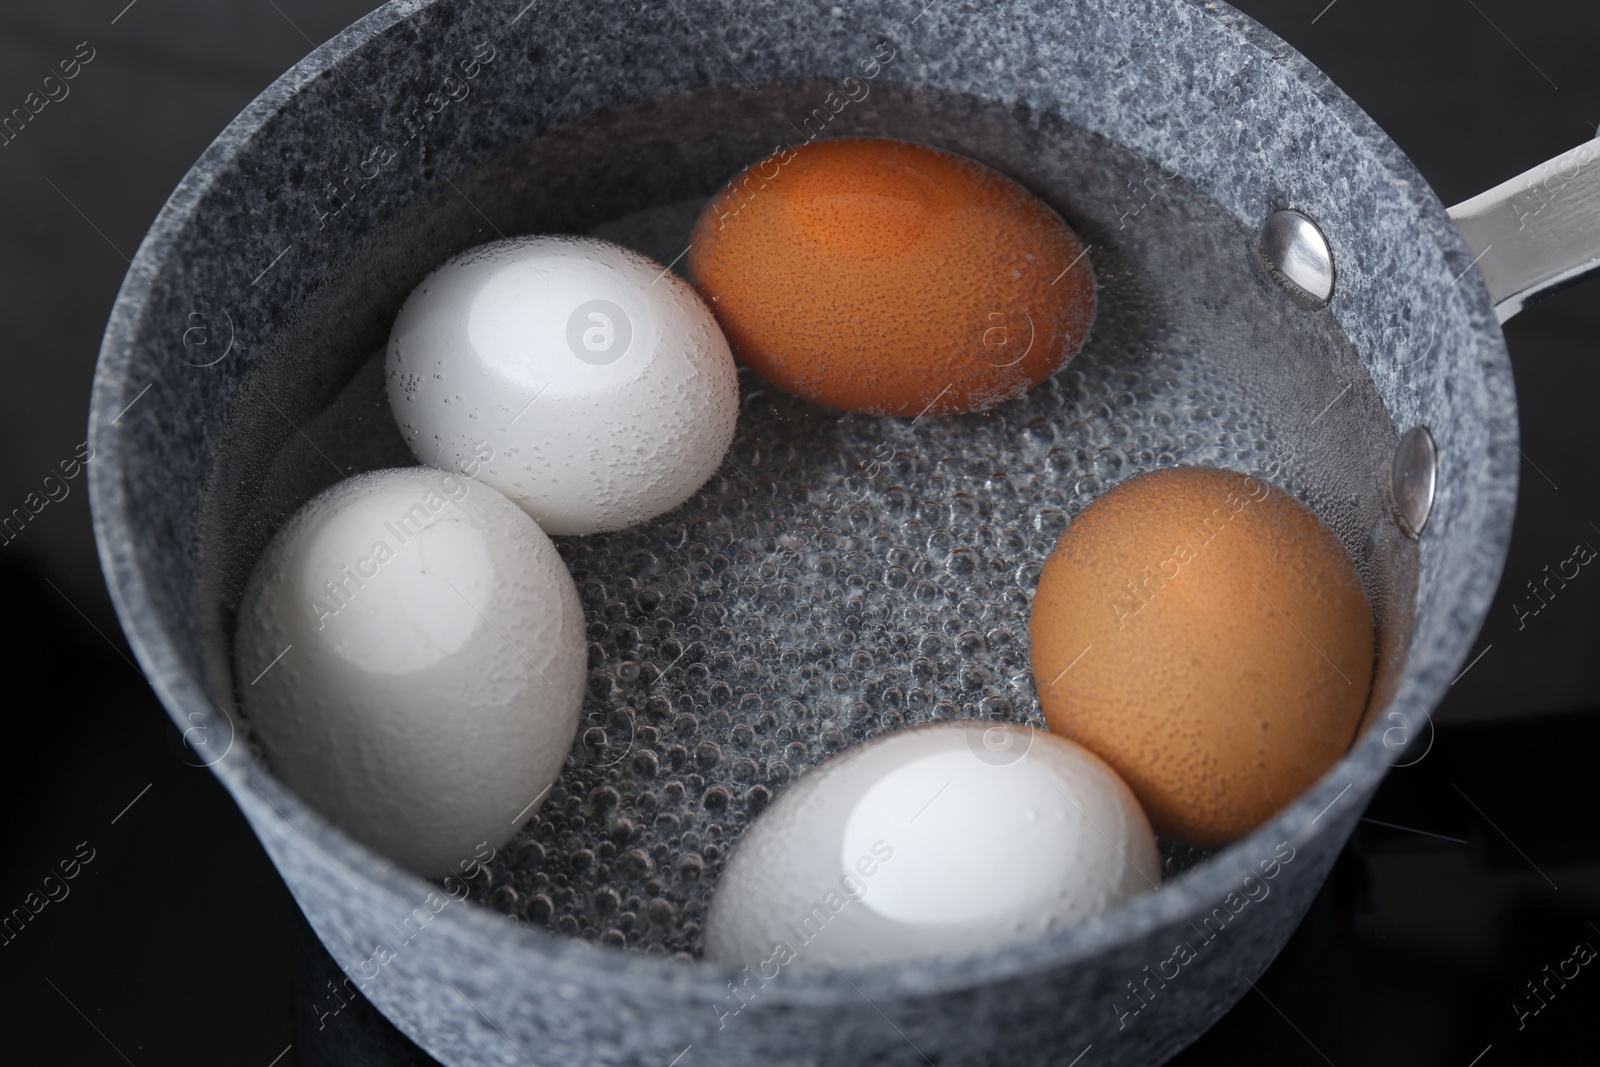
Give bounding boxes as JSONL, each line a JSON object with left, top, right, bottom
{"left": 87, "top": 0, "right": 1599, "bottom": 1064}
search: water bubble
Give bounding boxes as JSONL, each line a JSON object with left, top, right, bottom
{"left": 451, "top": 147, "right": 1388, "bottom": 957}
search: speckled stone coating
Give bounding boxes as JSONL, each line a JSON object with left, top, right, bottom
{"left": 88, "top": 1, "right": 1518, "bottom": 1066}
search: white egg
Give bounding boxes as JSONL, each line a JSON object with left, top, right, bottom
{"left": 385, "top": 235, "right": 740, "bottom": 536}
{"left": 704, "top": 722, "right": 1160, "bottom": 967}
{"left": 234, "top": 467, "right": 586, "bottom": 878}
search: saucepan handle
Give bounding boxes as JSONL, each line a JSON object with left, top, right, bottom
{"left": 1448, "top": 137, "right": 1600, "bottom": 322}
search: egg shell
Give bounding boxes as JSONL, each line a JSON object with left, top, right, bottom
{"left": 1029, "top": 466, "right": 1375, "bottom": 846}
{"left": 387, "top": 235, "right": 740, "bottom": 535}
{"left": 687, "top": 137, "right": 1096, "bottom": 417}
{"left": 234, "top": 467, "right": 586, "bottom": 878}
{"left": 703, "top": 721, "right": 1159, "bottom": 967}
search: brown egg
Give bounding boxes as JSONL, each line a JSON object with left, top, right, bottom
{"left": 1029, "top": 467, "right": 1374, "bottom": 846}
{"left": 686, "top": 137, "right": 1095, "bottom": 417}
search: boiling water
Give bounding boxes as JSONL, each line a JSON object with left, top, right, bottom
{"left": 221, "top": 83, "right": 1412, "bottom": 959}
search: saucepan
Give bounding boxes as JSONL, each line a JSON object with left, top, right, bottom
{"left": 87, "top": 0, "right": 1600, "bottom": 1063}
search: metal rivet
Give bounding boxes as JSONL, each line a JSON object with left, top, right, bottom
{"left": 1262, "top": 209, "right": 1335, "bottom": 305}
{"left": 1391, "top": 426, "right": 1437, "bottom": 538}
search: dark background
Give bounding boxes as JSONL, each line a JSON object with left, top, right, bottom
{"left": 1, "top": 0, "right": 1597, "bottom": 1063}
